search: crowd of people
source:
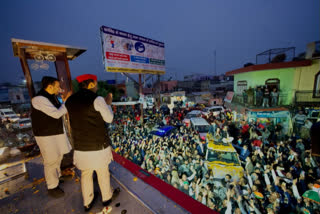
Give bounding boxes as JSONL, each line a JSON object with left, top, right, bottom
{"left": 110, "top": 105, "right": 320, "bottom": 214}
{"left": 243, "top": 86, "right": 279, "bottom": 107}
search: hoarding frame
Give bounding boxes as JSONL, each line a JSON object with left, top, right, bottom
{"left": 100, "top": 26, "right": 165, "bottom": 75}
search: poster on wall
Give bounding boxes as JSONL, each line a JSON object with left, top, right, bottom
{"left": 224, "top": 91, "right": 234, "bottom": 103}
{"left": 100, "top": 26, "right": 165, "bottom": 75}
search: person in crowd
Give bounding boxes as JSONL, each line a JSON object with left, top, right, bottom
{"left": 293, "top": 110, "right": 307, "bottom": 135}
{"left": 256, "top": 87, "right": 263, "bottom": 107}
{"left": 271, "top": 88, "right": 279, "bottom": 107}
{"left": 65, "top": 74, "right": 119, "bottom": 212}
{"left": 242, "top": 90, "right": 248, "bottom": 104}
{"left": 247, "top": 87, "right": 254, "bottom": 106}
{"left": 31, "top": 76, "right": 72, "bottom": 198}
{"left": 262, "top": 87, "right": 270, "bottom": 107}
{"left": 108, "top": 100, "right": 320, "bottom": 213}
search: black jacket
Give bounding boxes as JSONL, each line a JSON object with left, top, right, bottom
{"left": 65, "top": 89, "right": 110, "bottom": 151}
{"left": 31, "top": 89, "right": 64, "bottom": 136}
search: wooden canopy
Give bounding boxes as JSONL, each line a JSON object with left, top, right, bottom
{"left": 11, "top": 38, "right": 86, "bottom": 98}
{"left": 11, "top": 38, "right": 86, "bottom": 61}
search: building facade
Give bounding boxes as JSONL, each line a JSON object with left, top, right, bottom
{"left": 226, "top": 59, "right": 320, "bottom": 107}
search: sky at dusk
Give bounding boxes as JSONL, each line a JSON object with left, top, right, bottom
{"left": 0, "top": 0, "right": 319, "bottom": 84}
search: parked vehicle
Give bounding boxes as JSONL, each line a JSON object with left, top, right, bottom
{"left": 205, "top": 135, "right": 244, "bottom": 180}
{"left": 183, "top": 110, "right": 202, "bottom": 127}
{"left": 12, "top": 118, "right": 32, "bottom": 130}
{"left": 0, "top": 108, "right": 19, "bottom": 122}
{"left": 190, "top": 117, "right": 210, "bottom": 140}
{"left": 16, "top": 133, "right": 30, "bottom": 141}
{"left": 150, "top": 126, "right": 176, "bottom": 138}
{"left": 202, "top": 106, "right": 225, "bottom": 117}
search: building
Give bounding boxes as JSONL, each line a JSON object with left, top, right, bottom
{"left": 225, "top": 40, "right": 320, "bottom": 111}
{"left": 226, "top": 59, "right": 320, "bottom": 108}
{"left": 159, "top": 80, "right": 178, "bottom": 92}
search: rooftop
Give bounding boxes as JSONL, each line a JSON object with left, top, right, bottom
{"left": 226, "top": 60, "right": 312, "bottom": 76}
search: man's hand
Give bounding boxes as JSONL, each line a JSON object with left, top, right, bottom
{"left": 293, "top": 178, "right": 297, "bottom": 185}
{"left": 61, "top": 91, "right": 72, "bottom": 102}
{"left": 105, "top": 93, "right": 113, "bottom": 105}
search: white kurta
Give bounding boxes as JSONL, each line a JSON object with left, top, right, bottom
{"left": 32, "top": 96, "right": 72, "bottom": 163}
{"left": 35, "top": 133, "right": 72, "bottom": 165}
{"left": 74, "top": 146, "right": 113, "bottom": 170}
{"left": 32, "top": 95, "right": 72, "bottom": 189}
{"left": 73, "top": 96, "right": 114, "bottom": 170}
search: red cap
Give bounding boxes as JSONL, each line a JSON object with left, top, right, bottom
{"left": 76, "top": 74, "right": 97, "bottom": 83}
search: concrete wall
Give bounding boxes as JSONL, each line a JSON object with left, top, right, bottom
{"left": 293, "top": 59, "right": 320, "bottom": 103}
{"left": 294, "top": 59, "right": 320, "bottom": 91}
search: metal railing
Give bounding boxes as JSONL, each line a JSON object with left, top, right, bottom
{"left": 295, "top": 90, "right": 320, "bottom": 103}
{"left": 232, "top": 90, "right": 320, "bottom": 107}
{"left": 232, "top": 92, "right": 289, "bottom": 108}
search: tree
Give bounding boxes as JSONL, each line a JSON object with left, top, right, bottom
{"left": 71, "top": 79, "right": 79, "bottom": 93}
{"left": 71, "top": 80, "right": 124, "bottom": 101}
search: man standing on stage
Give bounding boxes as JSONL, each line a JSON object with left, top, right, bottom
{"left": 65, "top": 74, "right": 118, "bottom": 212}
{"left": 31, "top": 76, "right": 72, "bottom": 198}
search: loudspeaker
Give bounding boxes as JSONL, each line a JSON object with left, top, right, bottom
{"left": 310, "top": 122, "right": 320, "bottom": 157}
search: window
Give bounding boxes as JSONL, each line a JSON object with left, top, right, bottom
{"left": 237, "top": 81, "right": 247, "bottom": 94}
{"left": 314, "top": 71, "right": 320, "bottom": 98}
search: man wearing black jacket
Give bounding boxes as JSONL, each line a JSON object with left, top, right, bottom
{"left": 31, "top": 76, "right": 72, "bottom": 198}
{"left": 66, "top": 74, "right": 118, "bottom": 212}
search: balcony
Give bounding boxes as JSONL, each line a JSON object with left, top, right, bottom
{"left": 294, "top": 90, "right": 320, "bottom": 106}
{"left": 232, "top": 92, "right": 290, "bottom": 109}
{"left": 231, "top": 90, "right": 320, "bottom": 108}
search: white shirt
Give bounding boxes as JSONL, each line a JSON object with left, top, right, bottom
{"left": 93, "top": 97, "right": 114, "bottom": 123}
{"left": 32, "top": 96, "right": 67, "bottom": 119}
{"left": 31, "top": 95, "right": 71, "bottom": 163}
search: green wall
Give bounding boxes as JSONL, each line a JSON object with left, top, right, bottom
{"left": 234, "top": 68, "right": 296, "bottom": 105}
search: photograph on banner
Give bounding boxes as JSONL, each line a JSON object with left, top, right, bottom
{"left": 100, "top": 26, "right": 165, "bottom": 75}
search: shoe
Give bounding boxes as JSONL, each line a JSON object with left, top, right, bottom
{"left": 102, "top": 199, "right": 112, "bottom": 207}
{"left": 102, "top": 187, "right": 121, "bottom": 206}
{"left": 84, "top": 193, "right": 98, "bottom": 212}
{"left": 48, "top": 186, "right": 64, "bottom": 198}
{"left": 112, "top": 187, "right": 121, "bottom": 200}
{"left": 59, "top": 178, "right": 64, "bottom": 184}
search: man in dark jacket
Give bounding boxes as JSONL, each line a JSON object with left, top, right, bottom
{"left": 31, "top": 76, "right": 72, "bottom": 198}
{"left": 66, "top": 74, "right": 118, "bottom": 212}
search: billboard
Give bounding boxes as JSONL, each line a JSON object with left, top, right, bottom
{"left": 100, "top": 26, "right": 165, "bottom": 75}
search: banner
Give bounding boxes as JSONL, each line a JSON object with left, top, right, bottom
{"left": 249, "top": 110, "right": 290, "bottom": 118}
{"left": 224, "top": 91, "right": 234, "bottom": 103}
{"left": 100, "top": 26, "right": 165, "bottom": 75}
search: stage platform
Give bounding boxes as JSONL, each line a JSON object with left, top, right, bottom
{"left": 0, "top": 153, "right": 217, "bottom": 214}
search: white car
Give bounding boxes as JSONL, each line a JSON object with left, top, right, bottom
{"left": 12, "top": 118, "right": 32, "bottom": 130}
{"left": 183, "top": 110, "right": 203, "bottom": 126}
{"left": 190, "top": 117, "right": 210, "bottom": 140}
{"left": 16, "top": 133, "right": 30, "bottom": 141}
{"left": 202, "top": 106, "right": 225, "bottom": 117}
{"left": 0, "top": 108, "right": 19, "bottom": 122}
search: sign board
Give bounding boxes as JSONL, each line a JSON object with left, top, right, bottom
{"left": 248, "top": 110, "right": 290, "bottom": 118}
{"left": 100, "top": 26, "right": 165, "bottom": 75}
{"left": 224, "top": 91, "right": 234, "bottom": 103}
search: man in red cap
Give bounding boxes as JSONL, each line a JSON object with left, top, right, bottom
{"left": 65, "top": 74, "right": 119, "bottom": 212}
